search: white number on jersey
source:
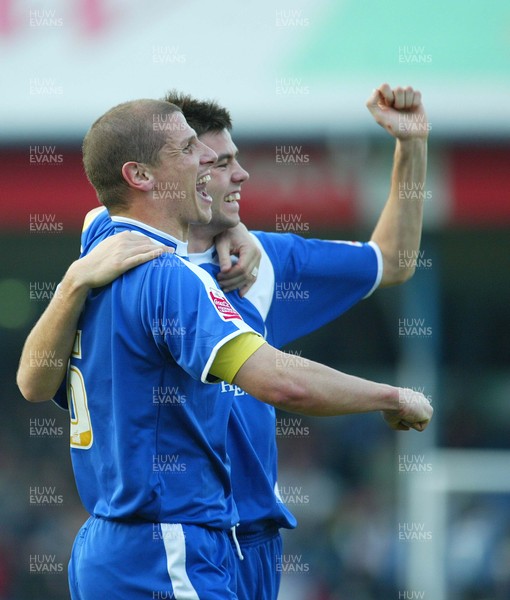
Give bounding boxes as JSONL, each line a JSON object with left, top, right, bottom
{"left": 67, "top": 331, "right": 93, "bottom": 449}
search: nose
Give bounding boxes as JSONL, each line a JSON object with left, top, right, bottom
{"left": 232, "top": 160, "right": 250, "bottom": 184}
{"left": 198, "top": 140, "right": 217, "bottom": 166}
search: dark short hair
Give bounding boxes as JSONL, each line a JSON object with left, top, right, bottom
{"left": 82, "top": 99, "right": 182, "bottom": 210}
{"left": 163, "top": 90, "right": 232, "bottom": 137}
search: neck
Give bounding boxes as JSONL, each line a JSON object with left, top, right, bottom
{"left": 112, "top": 206, "right": 189, "bottom": 242}
{"left": 188, "top": 224, "right": 217, "bottom": 253}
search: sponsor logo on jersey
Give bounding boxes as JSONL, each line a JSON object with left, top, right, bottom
{"left": 208, "top": 289, "right": 242, "bottom": 321}
{"left": 220, "top": 381, "right": 247, "bottom": 396}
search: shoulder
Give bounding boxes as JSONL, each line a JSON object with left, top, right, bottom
{"left": 82, "top": 206, "right": 107, "bottom": 232}
{"left": 140, "top": 254, "right": 219, "bottom": 299}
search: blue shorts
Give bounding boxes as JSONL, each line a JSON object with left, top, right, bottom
{"left": 233, "top": 527, "right": 282, "bottom": 600}
{"left": 69, "top": 516, "right": 237, "bottom": 599}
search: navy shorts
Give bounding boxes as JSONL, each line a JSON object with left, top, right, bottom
{"left": 69, "top": 516, "right": 238, "bottom": 599}
{"left": 233, "top": 527, "right": 282, "bottom": 600}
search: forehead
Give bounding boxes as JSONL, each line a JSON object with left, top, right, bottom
{"left": 199, "top": 129, "right": 238, "bottom": 156}
{"left": 159, "top": 111, "right": 196, "bottom": 147}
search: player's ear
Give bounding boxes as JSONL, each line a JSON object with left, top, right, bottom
{"left": 121, "top": 162, "right": 155, "bottom": 192}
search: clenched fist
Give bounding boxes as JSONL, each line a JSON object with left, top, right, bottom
{"left": 383, "top": 387, "right": 433, "bottom": 432}
{"left": 366, "top": 83, "right": 430, "bottom": 140}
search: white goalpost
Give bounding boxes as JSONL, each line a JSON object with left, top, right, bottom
{"left": 403, "top": 449, "right": 510, "bottom": 599}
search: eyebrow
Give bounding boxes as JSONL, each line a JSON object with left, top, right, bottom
{"left": 181, "top": 134, "right": 197, "bottom": 148}
{"left": 216, "top": 150, "right": 239, "bottom": 162}
{"left": 163, "top": 133, "right": 196, "bottom": 152}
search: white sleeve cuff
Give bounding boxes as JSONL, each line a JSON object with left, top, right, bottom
{"left": 363, "top": 241, "right": 384, "bottom": 298}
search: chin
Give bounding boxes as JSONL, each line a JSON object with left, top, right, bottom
{"left": 223, "top": 214, "right": 240, "bottom": 228}
{"left": 198, "top": 210, "right": 213, "bottom": 224}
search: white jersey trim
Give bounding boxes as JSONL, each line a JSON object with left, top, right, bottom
{"left": 161, "top": 523, "right": 200, "bottom": 600}
{"left": 201, "top": 330, "right": 256, "bottom": 385}
{"left": 174, "top": 255, "right": 257, "bottom": 384}
{"left": 364, "top": 241, "right": 383, "bottom": 298}
{"left": 110, "top": 216, "right": 189, "bottom": 256}
{"left": 189, "top": 245, "right": 217, "bottom": 266}
{"left": 242, "top": 234, "right": 275, "bottom": 325}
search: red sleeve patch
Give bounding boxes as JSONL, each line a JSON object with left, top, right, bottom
{"left": 208, "top": 289, "right": 242, "bottom": 321}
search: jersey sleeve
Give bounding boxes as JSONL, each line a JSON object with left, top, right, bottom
{"left": 209, "top": 333, "right": 266, "bottom": 384}
{"left": 141, "top": 254, "right": 260, "bottom": 384}
{"left": 250, "top": 231, "right": 382, "bottom": 348}
{"left": 80, "top": 207, "right": 112, "bottom": 255}
{"left": 51, "top": 377, "right": 68, "bottom": 411}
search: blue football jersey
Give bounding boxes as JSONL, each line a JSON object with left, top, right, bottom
{"left": 64, "top": 214, "right": 256, "bottom": 529}
{"left": 188, "top": 232, "right": 381, "bottom": 534}
{"left": 56, "top": 210, "right": 381, "bottom": 535}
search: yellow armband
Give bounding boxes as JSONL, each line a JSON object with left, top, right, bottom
{"left": 210, "top": 333, "right": 266, "bottom": 384}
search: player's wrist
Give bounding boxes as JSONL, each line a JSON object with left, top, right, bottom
{"left": 376, "top": 384, "right": 401, "bottom": 412}
{"left": 61, "top": 260, "right": 93, "bottom": 298}
{"left": 396, "top": 137, "right": 428, "bottom": 150}
{"left": 395, "top": 130, "right": 429, "bottom": 146}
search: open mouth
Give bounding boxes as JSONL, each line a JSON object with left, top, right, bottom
{"left": 224, "top": 192, "right": 240, "bottom": 203}
{"left": 196, "top": 173, "right": 212, "bottom": 201}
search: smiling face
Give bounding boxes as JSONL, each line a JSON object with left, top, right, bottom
{"left": 151, "top": 111, "right": 217, "bottom": 228}
{"left": 197, "top": 129, "right": 250, "bottom": 233}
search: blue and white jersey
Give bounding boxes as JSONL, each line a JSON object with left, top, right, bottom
{"left": 62, "top": 212, "right": 256, "bottom": 529}
{"left": 190, "top": 231, "right": 382, "bottom": 534}
{"left": 58, "top": 210, "right": 382, "bottom": 535}
{"left": 248, "top": 232, "right": 382, "bottom": 348}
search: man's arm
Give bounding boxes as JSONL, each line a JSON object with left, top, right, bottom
{"left": 17, "top": 232, "right": 172, "bottom": 402}
{"left": 367, "top": 84, "right": 428, "bottom": 287}
{"left": 232, "top": 342, "right": 432, "bottom": 431}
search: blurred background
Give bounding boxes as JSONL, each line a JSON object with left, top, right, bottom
{"left": 1, "top": 0, "right": 510, "bottom": 598}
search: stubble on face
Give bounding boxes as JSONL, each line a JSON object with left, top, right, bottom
{"left": 152, "top": 113, "right": 214, "bottom": 229}
{"left": 198, "top": 130, "right": 248, "bottom": 233}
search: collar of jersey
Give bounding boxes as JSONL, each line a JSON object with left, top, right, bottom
{"left": 189, "top": 245, "right": 218, "bottom": 266}
{"left": 110, "top": 216, "right": 188, "bottom": 256}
